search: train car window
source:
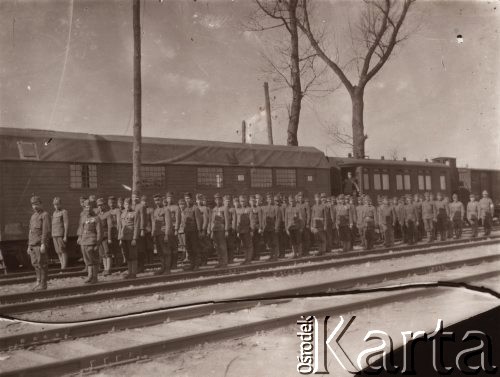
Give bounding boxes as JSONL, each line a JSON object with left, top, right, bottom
{"left": 404, "top": 174, "right": 411, "bottom": 190}
{"left": 418, "top": 171, "right": 432, "bottom": 191}
{"left": 250, "top": 168, "right": 272, "bottom": 188}
{"left": 141, "top": 166, "right": 165, "bottom": 188}
{"left": 197, "top": 167, "right": 223, "bottom": 188}
{"left": 17, "top": 141, "right": 39, "bottom": 160}
{"left": 276, "top": 168, "right": 296, "bottom": 187}
{"left": 70, "top": 164, "right": 97, "bottom": 189}
{"left": 363, "top": 170, "right": 370, "bottom": 190}
{"left": 396, "top": 174, "right": 403, "bottom": 190}
{"left": 382, "top": 173, "right": 390, "bottom": 190}
{"left": 425, "top": 175, "right": 432, "bottom": 190}
{"left": 374, "top": 173, "right": 381, "bottom": 190}
{"left": 440, "top": 175, "right": 446, "bottom": 190}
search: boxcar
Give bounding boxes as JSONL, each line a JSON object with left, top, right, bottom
{"left": 328, "top": 155, "right": 453, "bottom": 199}
{"left": 0, "top": 127, "right": 331, "bottom": 269}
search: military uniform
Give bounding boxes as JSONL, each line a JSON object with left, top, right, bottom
{"left": 107, "top": 198, "right": 121, "bottom": 266}
{"left": 297, "top": 196, "right": 311, "bottom": 255}
{"left": 211, "top": 194, "right": 229, "bottom": 267}
{"left": 249, "top": 199, "right": 262, "bottom": 261}
{"left": 479, "top": 196, "right": 494, "bottom": 236}
{"left": 133, "top": 198, "right": 148, "bottom": 272}
{"left": 335, "top": 198, "right": 353, "bottom": 252}
{"left": 235, "top": 203, "right": 253, "bottom": 264}
{"left": 178, "top": 196, "right": 202, "bottom": 270}
{"left": 421, "top": 198, "right": 436, "bottom": 242}
{"left": 467, "top": 199, "right": 480, "bottom": 238}
{"left": 310, "top": 199, "right": 327, "bottom": 255}
{"left": 152, "top": 196, "right": 172, "bottom": 275}
{"left": 434, "top": 199, "right": 449, "bottom": 241}
{"left": 284, "top": 202, "right": 303, "bottom": 258}
{"left": 118, "top": 200, "right": 140, "bottom": 279}
{"left": 403, "top": 201, "right": 418, "bottom": 245}
{"left": 78, "top": 201, "right": 102, "bottom": 284}
{"left": 449, "top": 200, "right": 465, "bottom": 239}
{"left": 96, "top": 198, "right": 113, "bottom": 275}
{"left": 360, "top": 202, "right": 378, "bottom": 250}
{"left": 378, "top": 203, "right": 396, "bottom": 247}
{"left": 51, "top": 198, "right": 69, "bottom": 270}
{"left": 28, "top": 196, "right": 51, "bottom": 290}
{"left": 224, "top": 196, "right": 237, "bottom": 264}
{"left": 195, "top": 194, "right": 210, "bottom": 266}
{"left": 260, "top": 199, "right": 280, "bottom": 261}
{"left": 165, "top": 193, "right": 180, "bottom": 269}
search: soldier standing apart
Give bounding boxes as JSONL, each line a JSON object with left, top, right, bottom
{"left": 403, "top": 195, "right": 418, "bottom": 245}
{"left": 107, "top": 196, "right": 121, "bottom": 268}
{"left": 235, "top": 195, "right": 253, "bottom": 264}
{"left": 434, "top": 192, "right": 449, "bottom": 241}
{"left": 479, "top": 190, "right": 494, "bottom": 236}
{"left": 467, "top": 194, "right": 480, "bottom": 238}
{"left": 296, "top": 192, "right": 311, "bottom": 256}
{"left": 165, "top": 192, "right": 180, "bottom": 269}
{"left": 96, "top": 198, "right": 113, "bottom": 275}
{"left": 449, "top": 193, "right": 465, "bottom": 239}
{"left": 260, "top": 193, "right": 280, "bottom": 261}
{"left": 152, "top": 194, "right": 172, "bottom": 275}
{"left": 77, "top": 199, "right": 102, "bottom": 284}
{"left": 118, "top": 198, "right": 139, "bottom": 279}
{"left": 178, "top": 193, "right": 202, "bottom": 270}
{"left": 28, "top": 196, "right": 51, "bottom": 290}
{"left": 284, "top": 194, "right": 303, "bottom": 258}
{"left": 210, "top": 193, "right": 229, "bottom": 268}
{"left": 310, "top": 193, "right": 327, "bottom": 255}
{"left": 378, "top": 196, "right": 396, "bottom": 247}
{"left": 421, "top": 192, "right": 436, "bottom": 242}
{"left": 51, "top": 197, "right": 69, "bottom": 270}
{"left": 335, "top": 195, "right": 353, "bottom": 252}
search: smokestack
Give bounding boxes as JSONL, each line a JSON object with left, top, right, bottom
{"left": 264, "top": 82, "right": 273, "bottom": 145}
{"left": 241, "top": 120, "right": 246, "bottom": 144}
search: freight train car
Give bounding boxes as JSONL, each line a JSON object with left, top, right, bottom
{"left": 328, "top": 155, "right": 454, "bottom": 199}
{"left": 0, "top": 127, "right": 331, "bottom": 270}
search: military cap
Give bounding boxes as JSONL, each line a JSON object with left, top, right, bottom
{"left": 89, "top": 195, "right": 96, "bottom": 201}
{"left": 141, "top": 195, "right": 147, "bottom": 201}
{"left": 153, "top": 193, "right": 162, "bottom": 199}
{"left": 255, "top": 193, "right": 262, "bottom": 198}
{"left": 53, "top": 197, "right": 61, "bottom": 204}
{"left": 314, "top": 193, "right": 320, "bottom": 198}
{"left": 320, "top": 193, "right": 327, "bottom": 198}
{"left": 123, "top": 197, "right": 132, "bottom": 204}
{"left": 96, "top": 198, "right": 106, "bottom": 205}
{"left": 195, "top": 193, "right": 204, "bottom": 200}
{"left": 80, "top": 196, "right": 88, "bottom": 201}
{"left": 238, "top": 194, "right": 247, "bottom": 199}
{"left": 266, "top": 192, "right": 273, "bottom": 197}
{"left": 117, "top": 197, "right": 124, "bottom": 202}
{"left": 469, "top": 193, "right": 476, "bottom": 197}
{"left": 83, "top": 199, "right": 91, "bottom": 207}
{"left": 214, "top": 193, "right": 222, "bottom": 199}
{"left": 31, "top": 195, "right": 41, "bottom": 204}
{"left": 166, "top": 192, "right": 174, "bottom": 198}
{"left": 178, "top": 198, "right": 186, "bottom": 204}
{"left": 296, "top": 191, "right": 303, "bottom": 196}
{"left": 223, "top": 194, "right": 231, "bottom": 200}
{"left": 337, "top": 194, "right": 345, "bottom": 199}
{"left": 184, "top": 192, "right": 193, "bottom": 198}
{"left": 108, "top": 196, "right": 116, "bottom": 201}
{"left": 249, "top": 194, "right": 256, "bottom": 200}
{"left": 482, "top": 190, "right": 489, "bottom": 195}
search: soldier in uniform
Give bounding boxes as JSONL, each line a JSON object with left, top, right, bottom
{"left": 51, "top": 197, "right": 69, "bottom": 270}
{"left": 152, "top": 194, "right": 172, "bottom": 275}
{"left": 413, "top": 194, "right": 423, "bottom": 242}
{"left": 284, "top": 194, "right": 303, "bottom": 258}
{"left": 355, "top": 195, "right": 365, "bottom": 249}
{"left": 132, "top": 193, "right": 147, "bottom": 273}
{"left": 467, "top": 193, "right": 480, "bottom": 238}
{"left": 77, "top": 199, "right": 102, "bottom": 284}
{"left": 165, "top": 192, "right": 180, "bottom": 269}
{"left": 479, "top": 190, "right": 494, "bottom": 236}
{"left": 275, "top": 194, "right": 287, "bottom": 257}
{"left": 348, "top": 195, "right": 358, "bottom": 250}
{"left": 249, "top": 194, "right": 262, "bottom": 261}
{"left": 449, "top": 193, "right": 465, "bottom": 239}
{"left": 77, "top": 196, "right": 88, "bottom": 270}
{"left": 178, "top": 193, "right": 202, "bottom": 270}
{"left": 223, "top": 195, "right": 236, "bottom": 264}
{"left": 321, "top": 194, "right": 333, "bottom": 253}
{"left": 142, "top": 195, "right": 154, "bottom": 268}
{"left": 96, "top": 198, "right": 113, "bottom": 275}
{"left": 117, "top": 197, "right": 124, "bottom": 211}
{"left": 27, "top": 196, "right": 51, "bottom": 290}
{"left": 361, "top": 195, "right": 378, "bottom": 250}
{"left": 335, "top": 194, "right": 353, "bottom": 252}
{"left": 195, "top": 193, "right": 210, "bottom": 266}
{"left": 260, "top": 193, "right": 280, "bottom": 261}
{"left": 118, "top": 197, "right": 139, "bottom": 279}
{"left": 296, "top": 192, "right": 311, "bottom": 256}
{"left": 434, "top": 192, "right": 449, "bottom": 241}
{"left": 235, "top": 195, "right": 253, "bottom": 264}
{"left": 329, "top": 196, "right": 339, "bottom": 249}
{"left": 210, "top": 193, "right": 229, "bottom": 268}
{"left": 421, "top": 192, "right": 436, "bottom": 242}
{"left": 403, "top": 195, "right": 419, "bottom": 245}
{"left": 310, "top": 193, "right": 327, "bottom": 255}
{"left": 378, "top": 196, "right": 396, "bottom": 247}
{"left": 107, "top": 196, "right": 121, "bottom": 267}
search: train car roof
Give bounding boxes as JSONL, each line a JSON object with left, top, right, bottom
{"left": 327, "top": 156, "right": 449, "bottom": 168}
{"left": 0, "top": 127, "right": 330, "bottom": 169}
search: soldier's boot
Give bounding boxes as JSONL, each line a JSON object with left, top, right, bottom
{"left": 31, "top": 268, "right": 41, "bottom": 291}
{"left": 90, "top": 265, "right": 99, "bottom": 284}
{"left": 170, "top": 250, "right": 178, "bottom": 270}
{"left": 130, "top": 260, "right": 138, "bottom": 278}
{"left": 34, "top": 268, "right": 48, "bottom": 291}
{"left": 123, "top": 261, "right": 133, "bottom": 279}
{"left": 102, "top": 258, "right": 111, "bottom": 276}
{"left": 154, "top": 258, "right": 165, "bottom": 275}
{"left": 61, "top": 253, "right": 68, "bottom": 270}
{"left": 163, "top": 254, "right": 171, "bottom": 275}
{"left": 84, "top": 266, "right": 93, "bottom": 283}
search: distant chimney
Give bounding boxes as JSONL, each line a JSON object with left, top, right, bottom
{"left": 403, "top": 157, "right": 407, "bottom": 161}
{"left": 381, "top": 156, "right": 385, "bottom": 160}
{"left": 348, "top": 153, "right": 352, "bottom": 158}
{"left": 425, "top": 158, "right": 429, "bottom": 162}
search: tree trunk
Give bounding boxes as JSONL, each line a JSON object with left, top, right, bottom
{"left": 132, "top": 0, "right": 142, "bottom": 195}
{"left": 351, "top": 86, "right": 365, "bottom": 159}
{"left": 286, "top": 0, "right": 301, "bottom": 147}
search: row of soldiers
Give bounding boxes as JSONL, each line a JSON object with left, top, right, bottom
{"left": 26, "top": 190, "right": 495, "bottom": 290}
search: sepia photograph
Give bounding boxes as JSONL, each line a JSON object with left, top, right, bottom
{"left": 0, "top": 0, "right": 499, "bottom": 376}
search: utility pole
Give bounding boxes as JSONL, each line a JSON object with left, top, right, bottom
{"left": 132, "top": 0, "right": 142, "bottom": 195}
{"left": 241, "top": 120, "right": 247, "bottom": 144}
{"left": 264, "top": 82, "right": 273, "bottom": 145}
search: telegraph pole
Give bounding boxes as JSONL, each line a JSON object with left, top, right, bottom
{"left": 264, "top": 82, "right": 273, "bottom": 145}
{"left": 132, "top": 0, "right": 142, "bottom": 195}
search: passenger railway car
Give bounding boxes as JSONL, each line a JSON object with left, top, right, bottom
{"left": 458, "top": 167, "right": 500, "bottom": 215}
{"left": 328, "top": 155, "right": 454, "bottom": 199}
{"left": 0, "top": 127, "right": 330, "bottom": 269}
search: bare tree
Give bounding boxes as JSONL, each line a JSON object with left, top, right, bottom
{"left": 251, "top": 0, "right": 330, "bottom": 146}
{"left": 388, "top": 147, "right": 400, "bottom": 160}
{"left": 297, "top": 0, "right": 416, "bottom": 158}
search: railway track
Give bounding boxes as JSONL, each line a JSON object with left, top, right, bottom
{"left": 0, "top": 268, "right": 497, "bottom": 377}
{"left": 1, "top": 226, "right": 495, "bottom": 285}
{"left": 1, "top": 238, "right": 499, "bottom": 315}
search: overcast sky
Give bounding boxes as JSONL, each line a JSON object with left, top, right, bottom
{"left": 0, "top": 0, "right": 498, "bottom": 168}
